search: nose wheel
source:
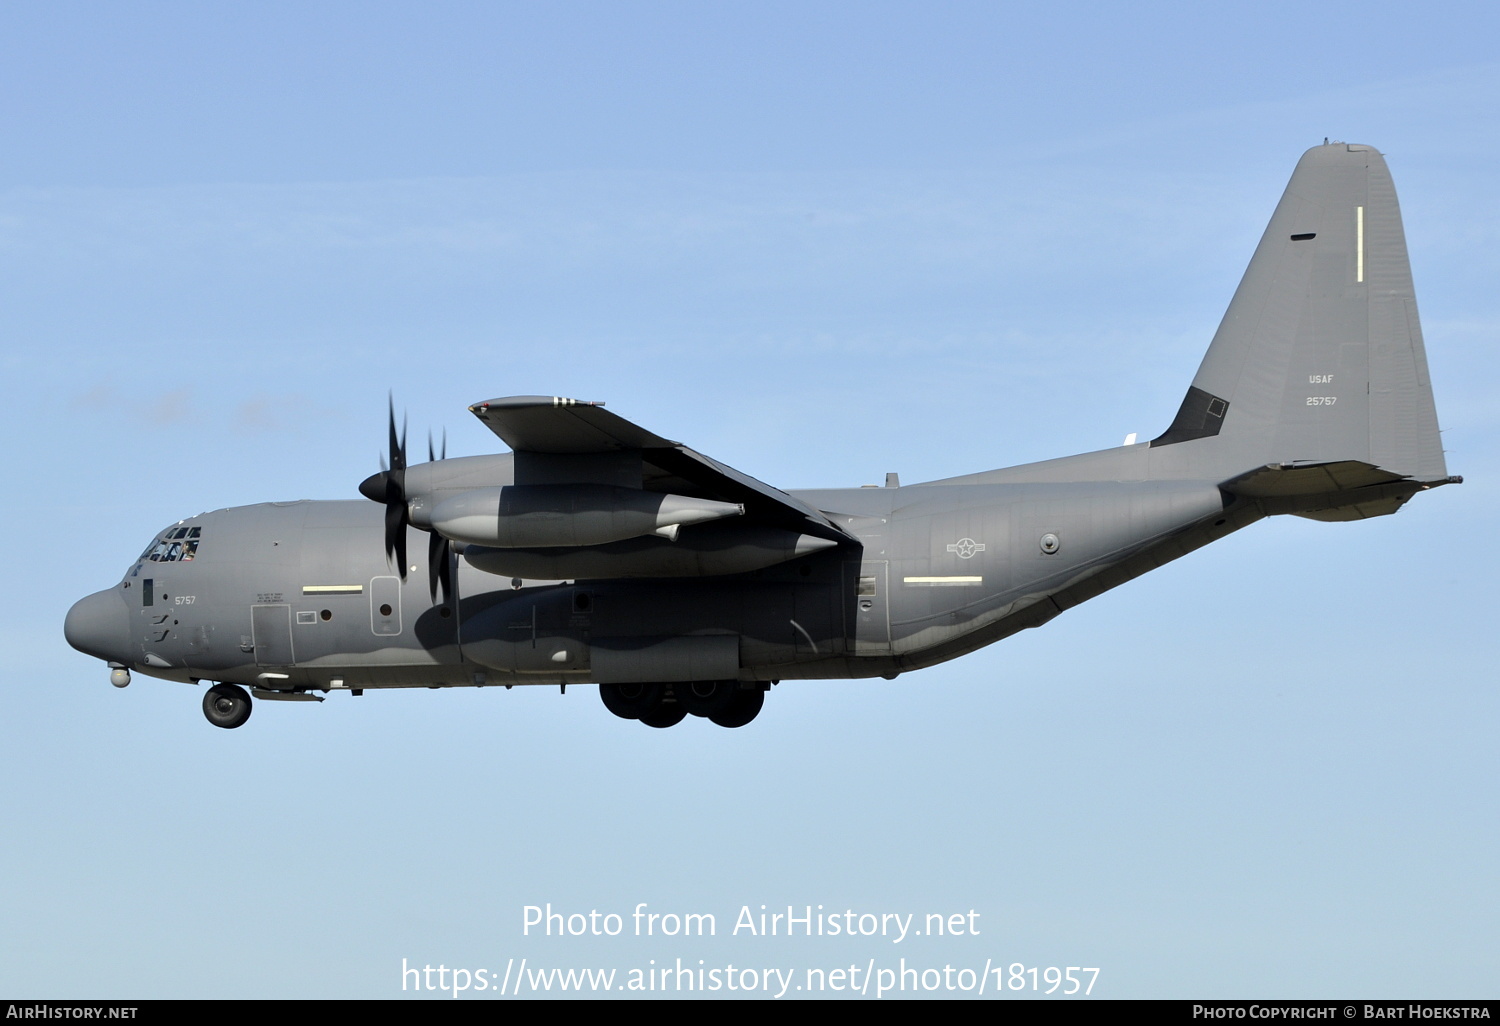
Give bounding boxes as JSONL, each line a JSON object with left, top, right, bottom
{"left": 202, "top": 683, "right": 252, "bottom": 729}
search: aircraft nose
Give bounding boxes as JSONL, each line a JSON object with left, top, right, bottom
{"left": 64, "top": 588, "right": 132, "bottom": 663}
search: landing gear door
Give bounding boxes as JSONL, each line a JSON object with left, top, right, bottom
{"left": 846, "top": 560, "right": 891, "bottom": 656}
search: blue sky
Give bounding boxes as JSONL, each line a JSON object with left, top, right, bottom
{"left": 2, "top": 1, "right": 1496, "bottom": 999}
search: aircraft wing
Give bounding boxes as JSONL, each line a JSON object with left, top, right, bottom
{"left": 469, "top": 396, "right": 852, "bottom": 542}
{"left": 469, "top": 395, "right": 675, "bottom": 452}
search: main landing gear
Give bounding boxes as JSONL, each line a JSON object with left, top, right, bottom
{"left": 195, "top": 679, "right": 765, "bottom": 729}
{"left": 202, "top": 683, "right": 252, "bottom": 729}
{"left": 598, "top": 681, "right": 766, "bottom": 728}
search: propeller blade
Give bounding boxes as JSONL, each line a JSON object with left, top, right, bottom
{"left": 428, "top": 531, "right": 453, "bottom": 605}
{"left": 387, "top": 395, "right": 407, "bottom": 473}
{"left": 385, "top": 495, "right": 408, "bottom": 577}
{"left": 384, "top": 396, "right": 410, "bottom": 580}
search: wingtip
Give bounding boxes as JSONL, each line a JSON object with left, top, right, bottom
{"left": 469, "top": 396, "right": 606, "bottom": 412}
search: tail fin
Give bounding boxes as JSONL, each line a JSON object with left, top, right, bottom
{"left": 1152, "top": 143, "right": 1451, "bottom": 515}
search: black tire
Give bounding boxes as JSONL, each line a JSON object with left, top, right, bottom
{"left": 598, "top": 682, "right": 664, "bottom": 720}
{"left": 709, "top": 686, "right": 764, "bottom": 728}
{"left": 203, "top": 683, "right": 252, "bottom": 729}
{"left": 677, "top": 680, "right": 740, "bottom": 718}
{"left": 638, "top": 700, "right": 687, "bottom": 728}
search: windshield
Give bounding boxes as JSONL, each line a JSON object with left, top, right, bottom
{"left": 138, "top": 525, "right": 201, "bottom": 563}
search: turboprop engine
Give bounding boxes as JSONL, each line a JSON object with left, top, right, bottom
{"left": 426, "top": 484, "right": 745, "bottom": 548}
{"left": 357, "top": 397, "right": 848, "bottom": 587}
{"left": 462, "top": 521, "right": 838, "bottom": 579}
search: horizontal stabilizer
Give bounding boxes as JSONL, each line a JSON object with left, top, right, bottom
{"left": 1224, "top": 460, "right": 1407, "bottom": 498}
{"left": 1222, "top": 459, "right": 1460, "bottom": 520}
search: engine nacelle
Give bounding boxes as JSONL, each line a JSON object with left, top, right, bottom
{"left": 429, "top": 485, "right": 744, "bottom": 549}
{"left": 463, "top": 521, "right": 837, "bottom": 579}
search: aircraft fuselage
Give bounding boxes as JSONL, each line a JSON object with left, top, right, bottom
{"left": 68, "top": 465, "right": 1233, "bottom": 694}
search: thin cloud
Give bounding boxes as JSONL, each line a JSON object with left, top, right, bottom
{"left": 143, "top": 387, "right": 196, "bottom": 426}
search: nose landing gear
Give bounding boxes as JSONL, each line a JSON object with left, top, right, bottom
{"left": 203, "top": 683, "right": 252, "bottom": 729}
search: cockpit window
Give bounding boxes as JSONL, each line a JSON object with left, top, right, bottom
{"left": 141, "top": 526, "right": 202, "bottom": 562}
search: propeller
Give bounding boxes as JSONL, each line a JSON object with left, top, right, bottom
{"left": 358, "top": 398, "right": 454, "bottom": 605}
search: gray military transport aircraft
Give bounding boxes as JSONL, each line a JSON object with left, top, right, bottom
{"left": 66, "top": 142, "right": 1459, "bottom": 730}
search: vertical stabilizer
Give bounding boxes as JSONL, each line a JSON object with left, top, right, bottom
{"left": 1153, "top": 143, "right": 1447, "bottom": 487}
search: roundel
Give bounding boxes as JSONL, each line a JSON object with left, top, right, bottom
{"left": 946, "top": 538, "right": 986, "bottom": 559}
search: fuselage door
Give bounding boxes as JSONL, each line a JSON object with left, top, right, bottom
{"left": 251, "top": 604, "right": 296, "bottom": 666}
{"left": 846, "top": 560, "right": 892, "bottom": 656}
{"left": 370, "top": 576, "right": 402, "bottom": 636}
